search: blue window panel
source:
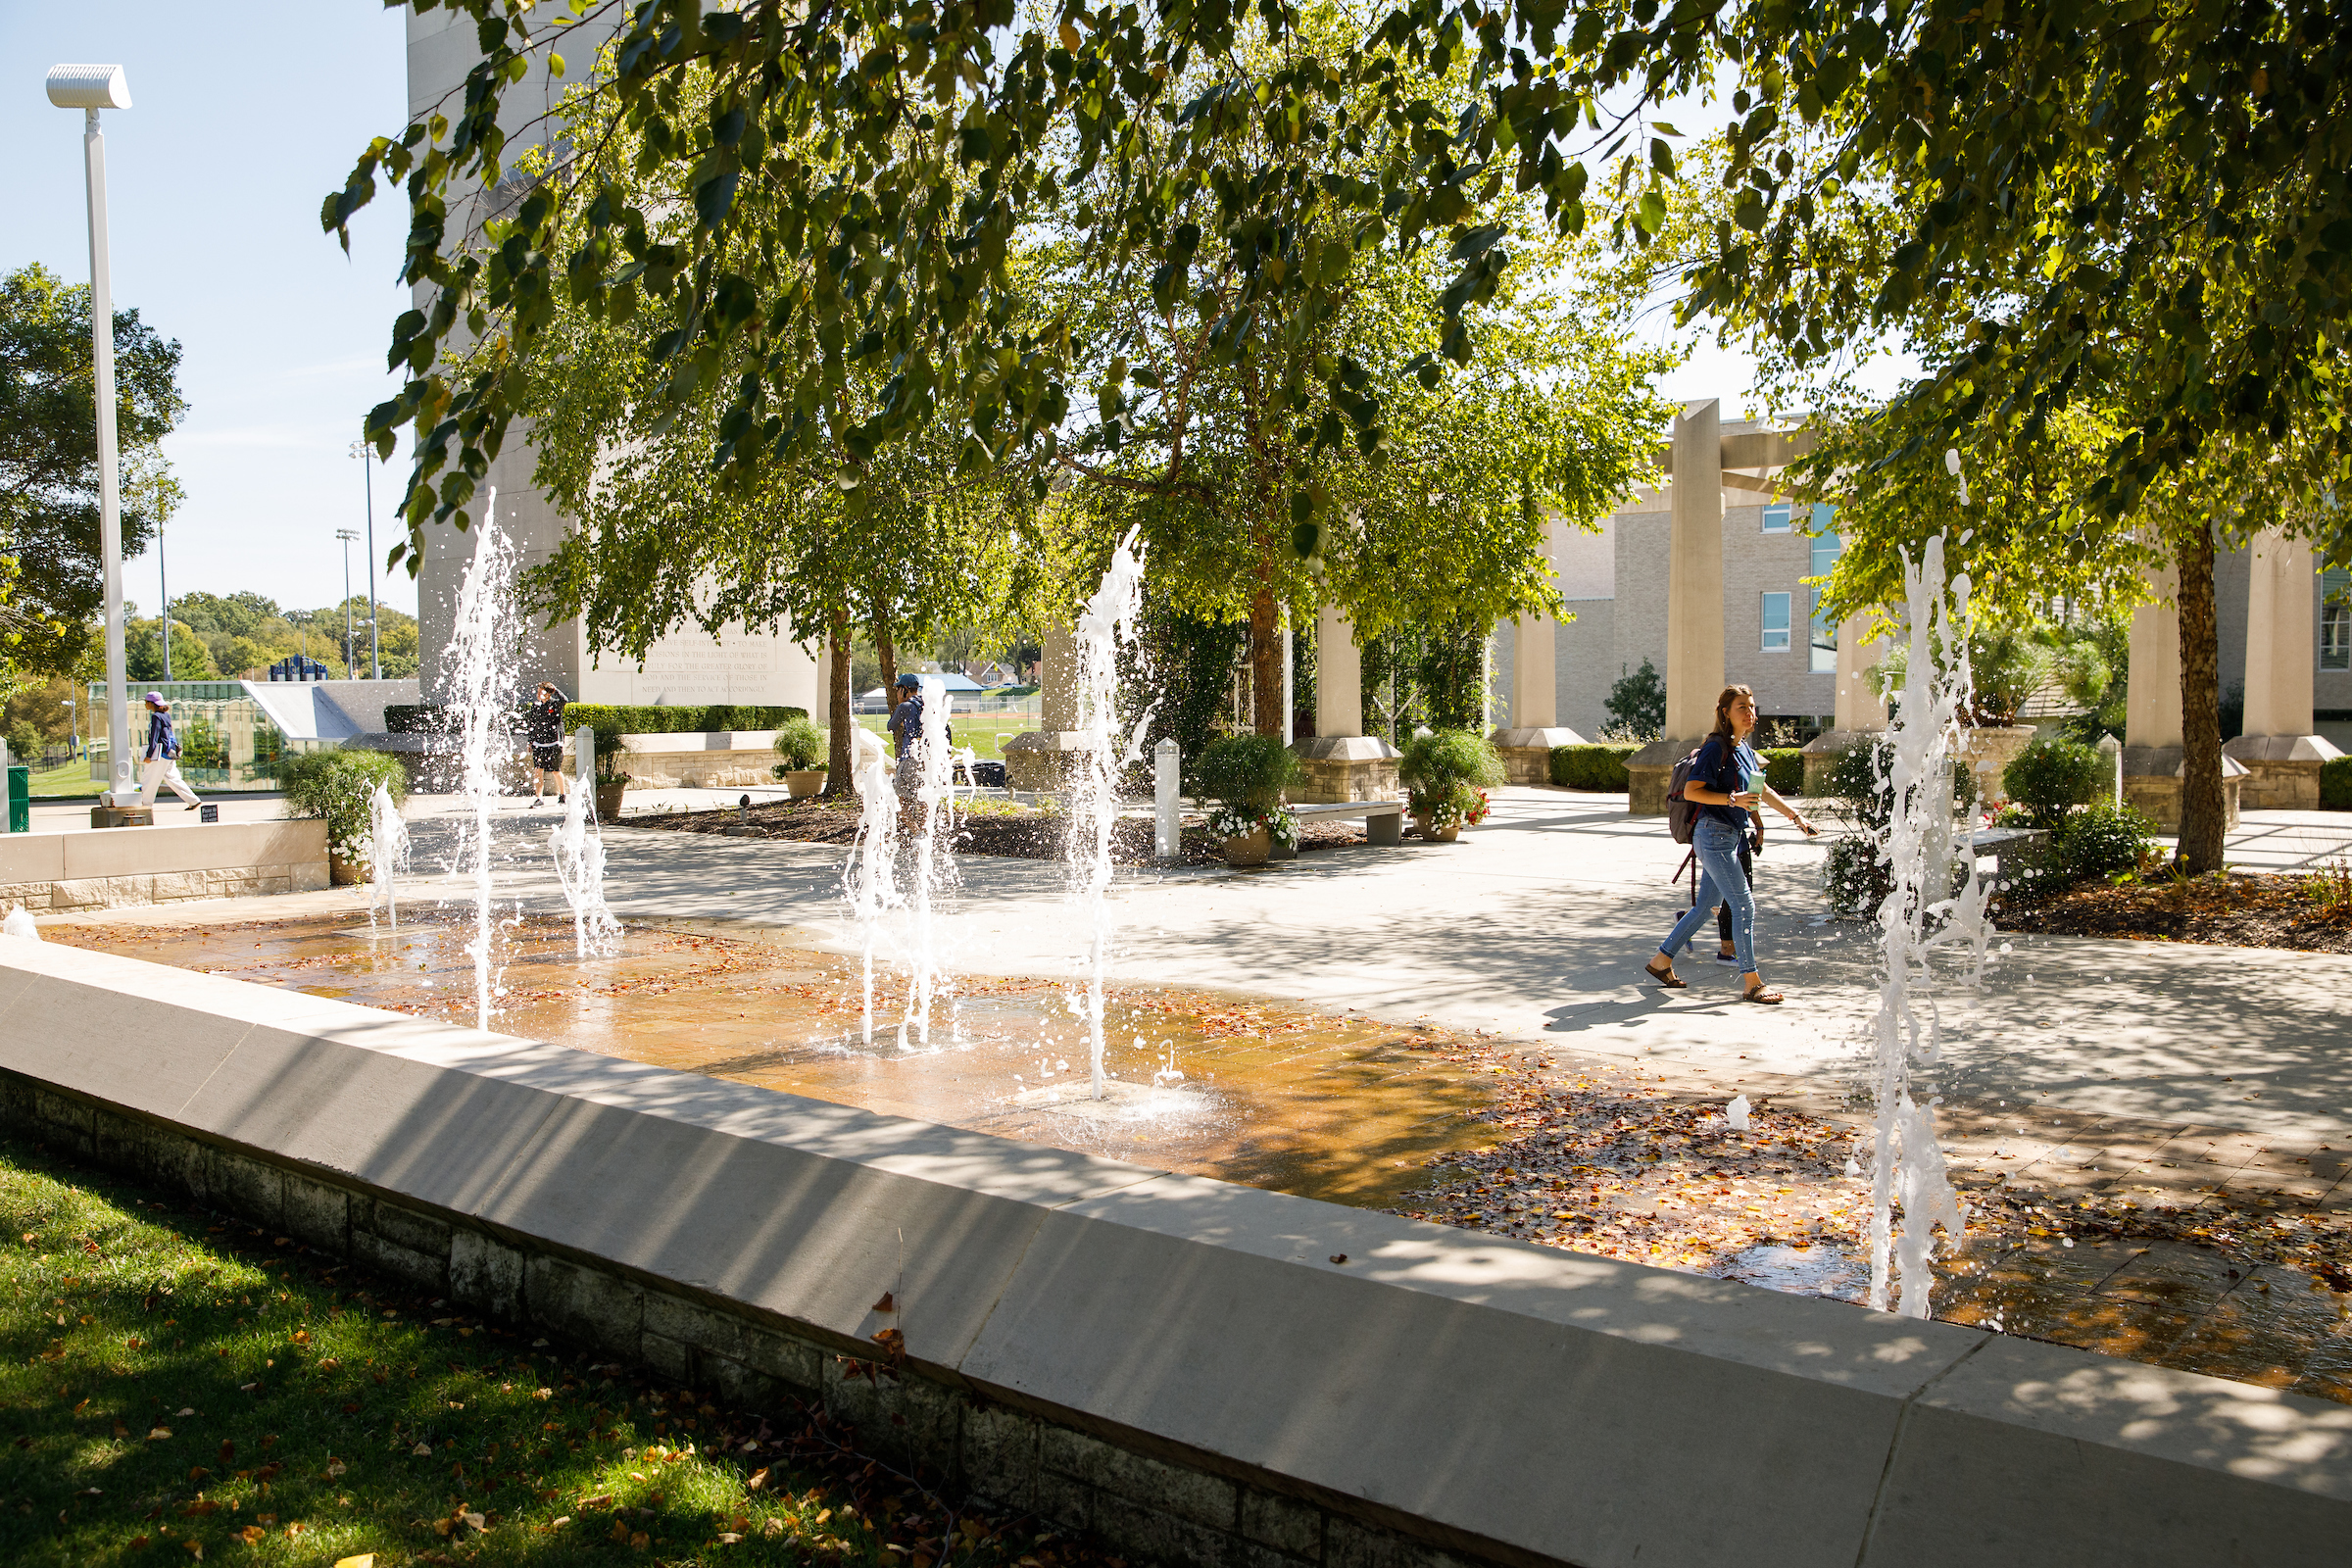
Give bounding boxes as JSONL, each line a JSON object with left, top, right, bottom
{"left": 1810, "top": 589, "right": 1838, "bottom": 673}
{"left": 2325, "top": 568, "right": 2351, "bottom": 671}
{"left": 1761, "top": 592, "right": 1792, "bottom": 652}
{"left": 1762, "top": 503, "right": 1793, "bottom": 533}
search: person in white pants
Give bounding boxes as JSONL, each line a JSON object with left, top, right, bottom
{"left": 137, "top": 691, "right": 203, "bottom": 811}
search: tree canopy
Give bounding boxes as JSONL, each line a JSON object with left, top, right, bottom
{"left": 0, "top": 264, "right": 185, "bottom": 683}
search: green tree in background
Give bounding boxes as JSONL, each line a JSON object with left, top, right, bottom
{"left": 0, "top": 264, "right": 186, "bottom": 682}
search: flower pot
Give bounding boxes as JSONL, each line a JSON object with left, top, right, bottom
{"left": 594, "top": 780, "right": 628, "bottom": 821}
{"left": 1412, "top": 813, "right": 1461, "bottom": 844}
{"left": 785, "top": 768, "right": 827, "bottom": 800}
{"left": 1221, "top": 826, "right": 1271, "bottom": 866}
{"left": 329, "top": 853, "right": 370, "bottom": 886}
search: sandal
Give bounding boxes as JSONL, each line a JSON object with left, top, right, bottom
{"left": 1643, "top": 956, "right": 1688, "bottom": 990}
{"left": 1742, "top": 979, "right": 1784, "bottom": 1005}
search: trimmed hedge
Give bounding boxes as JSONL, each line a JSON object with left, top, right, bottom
{"left": 1548, "top": 742, "right": 1641, "bottom": 790}
{"left": 1760, "top": 747, "right": 1804, "bottom": 796}
{"left": 2324, "top": 755, "right": 2352, "bottom": 810}
{"left": 380, "top": 703, "right": 808, "bottom": 736}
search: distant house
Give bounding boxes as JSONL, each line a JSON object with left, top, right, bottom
{"left": 968, "top": 661, "right": 1016, "bottom": 688}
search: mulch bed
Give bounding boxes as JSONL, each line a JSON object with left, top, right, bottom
{"left": 626, "top": 799, "right": 1373, "bottom": 866}
{"left": 1995, "top": 870, "right": 2352, "bottom": 953}
{"left": 1384, "top": 1036, "right": 2352, "bottom": 1297}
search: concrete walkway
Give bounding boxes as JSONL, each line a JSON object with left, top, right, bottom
{"left": 38, "top": 786, "right": 2349, "bottom": 1156}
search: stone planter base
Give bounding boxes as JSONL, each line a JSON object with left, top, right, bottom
{"left": 784, "top": 768, "right": 827, "bottom": 799}
{"left": 2122, "top": 746, "right": 2246, "bottom": 833}
{"left": 1412, "top": 814, "right": 1462, "bottom": 844}
{"left": 1290, "top": 735, "right": 1401, "bottom": 804}
{"left": 1624, "top": 737, "right": 1703, "bottom": 815}
{"left": 1799, "top": 728, "right": 1880, "bottom": 796}
{"left": 594, "top": 781, "right": 628, "bottom": 821}
{"left": 1959, "top": 725, "right": 2038, "bottom": 807}
{"left": 1001, "top": 730, "right": 1096, "bottom": 790}
{"left": 1488, "top": 725, "right": 1586, "bottom": 786}
{"left": 2222, "top": 734, "right": 2344, "bottom": 810}
{"left": 329, "top": 854, "right": 370, "bottom": 887}
{"left": 1222, "top": 826, "right": 1271, "bottom": 867}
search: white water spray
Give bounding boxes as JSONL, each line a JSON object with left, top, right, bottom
{"left": 366, "top": 780, "right": 410, "bottom": 930}
{"left": 1068, "top": 528, "right": 1152, "bottom": 1099}
{"left": 897, "top": 675, "right": 967, "bottom": 1050}
{"left": 442, "top": 488, "right": 520, "bottom": 1032}
{"left": 844, "top": 727, "right": 902, "bottom": 1046}
{"left": 551, "top": 728, "right": 620, "bottom": 957}
{"left": 1862, "top": 519, "right": 1984, "bottom": 1317}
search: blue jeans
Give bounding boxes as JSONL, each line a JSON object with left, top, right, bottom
{"left": 1661, "top": 815, "right": 1757, "bottom": 976}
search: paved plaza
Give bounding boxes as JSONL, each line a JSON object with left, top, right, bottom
{"left": 33, "top": 786, "right": 2352, "bottom": 1160}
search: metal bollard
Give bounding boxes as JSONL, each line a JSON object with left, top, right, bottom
{"left": 2097, "top": 731, "right": 2123, "bottom": 809}
{"left": 1153, "top": 738, "right": 1181, "bottom": 861}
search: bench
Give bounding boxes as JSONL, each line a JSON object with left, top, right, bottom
{"left": 1272, "top": 799, "right": 1405, "bottom": 858}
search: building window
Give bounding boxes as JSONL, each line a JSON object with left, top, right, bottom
{"left": 2326, "top": 568, "right": 2351, "bottom": 671}
{"left": 1807, "top": 517, "right": 1842, "bottom": 673}
{"left": 1761, "top": 592, "right": 1791, "bottom": 652}
{"left": 1809, "top": 590, "right": 1838, "bottom": 673}
{"left": 1762, "top": 503, "right": 1793, "bottom": 533}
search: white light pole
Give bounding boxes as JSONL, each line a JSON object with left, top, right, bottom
{"left": 335, "top": 528, "right": 360, "bottom": 674}
{"left": 48, "top": 63, "right": 134, "bottom": 802}
{"left": 348, "top": 441, "right": 381, "bottom": 679}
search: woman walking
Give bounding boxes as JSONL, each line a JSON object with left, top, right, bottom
{"left": 525, "top": 682, "right": 568, "bottom": 808}
{"left": 1644, "top": 685, "right": 1815, "bottom": 1003}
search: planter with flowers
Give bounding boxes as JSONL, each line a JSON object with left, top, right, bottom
{"left": 1398, "top": 729, "right": 1505, "bottom": 843}
{"left": 1197, "top": 733, "right": 1302, "bottom": 867}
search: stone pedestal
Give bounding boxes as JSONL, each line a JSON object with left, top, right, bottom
{"left": 1489, "top": 726, "right": 1586, "bottom": 785}
{"left": 2222, "top": 733, "right": 2343, "bottom": 809}
{"left": 2123, "top": 746, "right": 2246, "bottom": 833}
{"left": 1292, "top": 735, "right": 1400, "bottom": 804}
{"left": 1958, "top": 724, "right": 2038, "bottom": 808}
{"left": 1003, "top": 621, "right": 1092, "bottom": 789}
{"left": 1625, "top": 737, "right": 1702, "bottom": 816}
{"left": 1798, "top": 728, "right": 1874, "bottom": 796}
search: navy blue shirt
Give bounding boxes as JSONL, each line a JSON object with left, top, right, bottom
{"left": 1691, "top": 735, "right": 1762, "bottom": 830}
{"left": 143, "top": 710, "right": 179, "bottom": 761}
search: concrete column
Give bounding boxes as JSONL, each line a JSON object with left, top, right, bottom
{"left": 1292, "top": 601, "right": 1397, "bottom": 802}
{"left": 1663, "top": 399, "right": 1724, "bottom": 743}
{"left": 1512, "top": 613, "right": 1556, "bottom": 728}
{"left": 2127, "top": 563, "right": 2182, "bottom": 751}
{"left": 1313, "top": 602, "right": 1362, "bottom": 738}
{"left": 1039, "top": 623, "right": 1079, "bottom": 732}
{"left": 2227, "top": 530, "right": 2341, "bottom": 808}
{"left": 1832, "top": 614, "right": 1886, "bottom": 731}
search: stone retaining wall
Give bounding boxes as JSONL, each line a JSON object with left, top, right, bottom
{"left": 1, "top": 939, "right": 2346, "bottom": 1568}
{"left": 0, "top": 820, "right": 328, "bottom": 911}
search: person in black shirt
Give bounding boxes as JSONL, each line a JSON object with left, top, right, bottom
{"left": 1644, "top": 685, "right": 1816, "bottom": 1002}
{"left": 525, "top": 682, "right": 567, "bottom": 808}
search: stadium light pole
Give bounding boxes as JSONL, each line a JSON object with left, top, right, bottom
{"left": 335, "top": 528, "right": 360, "bottom": 675}
{"left": 349, "top": 441, "right": 381, "bottom": 678}
{"left": 47, "top": 63, "right": 134, "bottom": 801}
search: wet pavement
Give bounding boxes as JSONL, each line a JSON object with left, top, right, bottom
{"left": 47, "top": 909, "right": 2352, "bottom": 1404}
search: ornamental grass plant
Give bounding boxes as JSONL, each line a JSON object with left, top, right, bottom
{"left": 1397, "top": 729, "right": 1504, "bottom": 830}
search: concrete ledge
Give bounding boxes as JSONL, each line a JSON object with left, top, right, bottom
{"left": 0, "top": 820, "right": 328, "bottom": 911}
{"left": 2, "top": 939, "right": 2348, "bottom": 1568}
{"left": 1624, "top": 737, "right": 1702, "bottom": 816}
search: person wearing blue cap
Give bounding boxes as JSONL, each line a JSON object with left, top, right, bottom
{"left": 136, "top": 692, "right": 203, "bottom": 811}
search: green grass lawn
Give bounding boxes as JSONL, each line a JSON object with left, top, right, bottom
{"left": 850, "top": 714, "right": 1037, "bottom": 763}
{"left": 0, "top": 1136, "right": 1108, "bottom": 1568}
{"left": 24, "top": 760, "right": 102, "bottom": 799}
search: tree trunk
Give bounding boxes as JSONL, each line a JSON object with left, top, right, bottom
{"left": 1249, "top": 586, "right": 1283, "bottom": 739}
{"left": 825, "top": 608, "right": 854, "bottom": 797}
{"left": 2176, "top": 522, "right": 2227, "bottom": 872}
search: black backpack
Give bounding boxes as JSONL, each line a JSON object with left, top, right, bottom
{"left": 1664, "top": 743, "right": 1707, "bottom": 845}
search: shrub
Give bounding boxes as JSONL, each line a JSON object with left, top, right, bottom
{"left": 1760, "top": 747, "right": 1804, "bottom": 796}
{"left": 2323, "top": 755, "right": 2352, "bottom": 811}
{"left": 2003, "top": 735, "right": 2108, "bottom": 828}
{"left": 1196, "top": 733, "right": 1301, "bottom": 813}
{"left": 2051, "top": 800, "right": 2159, "bottom": 883}
{"left": 278, "top": 748, "right": 409, "bottom": 863}
{"left": 1603, "top": 659, "right": 1666, "bottom": 740}
{"left": 381, "top": 704, "right": 440, "bottom": 734}
{"left": 772, "top": 714, "right": 826, "bottom": 770}
{"left": 1548, "top": 742, "right": 1640, "bottom": 790}
{"left": 1823, "top": 737, "right": 1896, "bottom": 834}
{"left": 1399, "top": 728, "right": 1505, "bottom": 828}
{"left": 560, "top": 703, "right": 808, "bottom": 736}
{"left": 1823, "top": 835, "right": 1892, "bottom": 917}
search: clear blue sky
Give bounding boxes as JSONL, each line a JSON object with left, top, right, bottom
{"left": 1, "top": 2, "right": 419, "bottom": 618}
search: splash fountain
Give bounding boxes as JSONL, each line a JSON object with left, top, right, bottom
{"left": 550, "top": 726, "right": 620, "bottom": 958}
{"left": 442, "top": 487, "right": 520, "bottom": 1031}
{"left": 366, "top": 779, "right": 410, "bottom": 930}
{"left": 844, "top": 727, "right": 902, "bottom": 1046}
{"left": 896, "top": 674, "right": 968, "bottom": 1049}
{"left": 1065, "top": 528, "right": 1152, "bottom": 1100}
